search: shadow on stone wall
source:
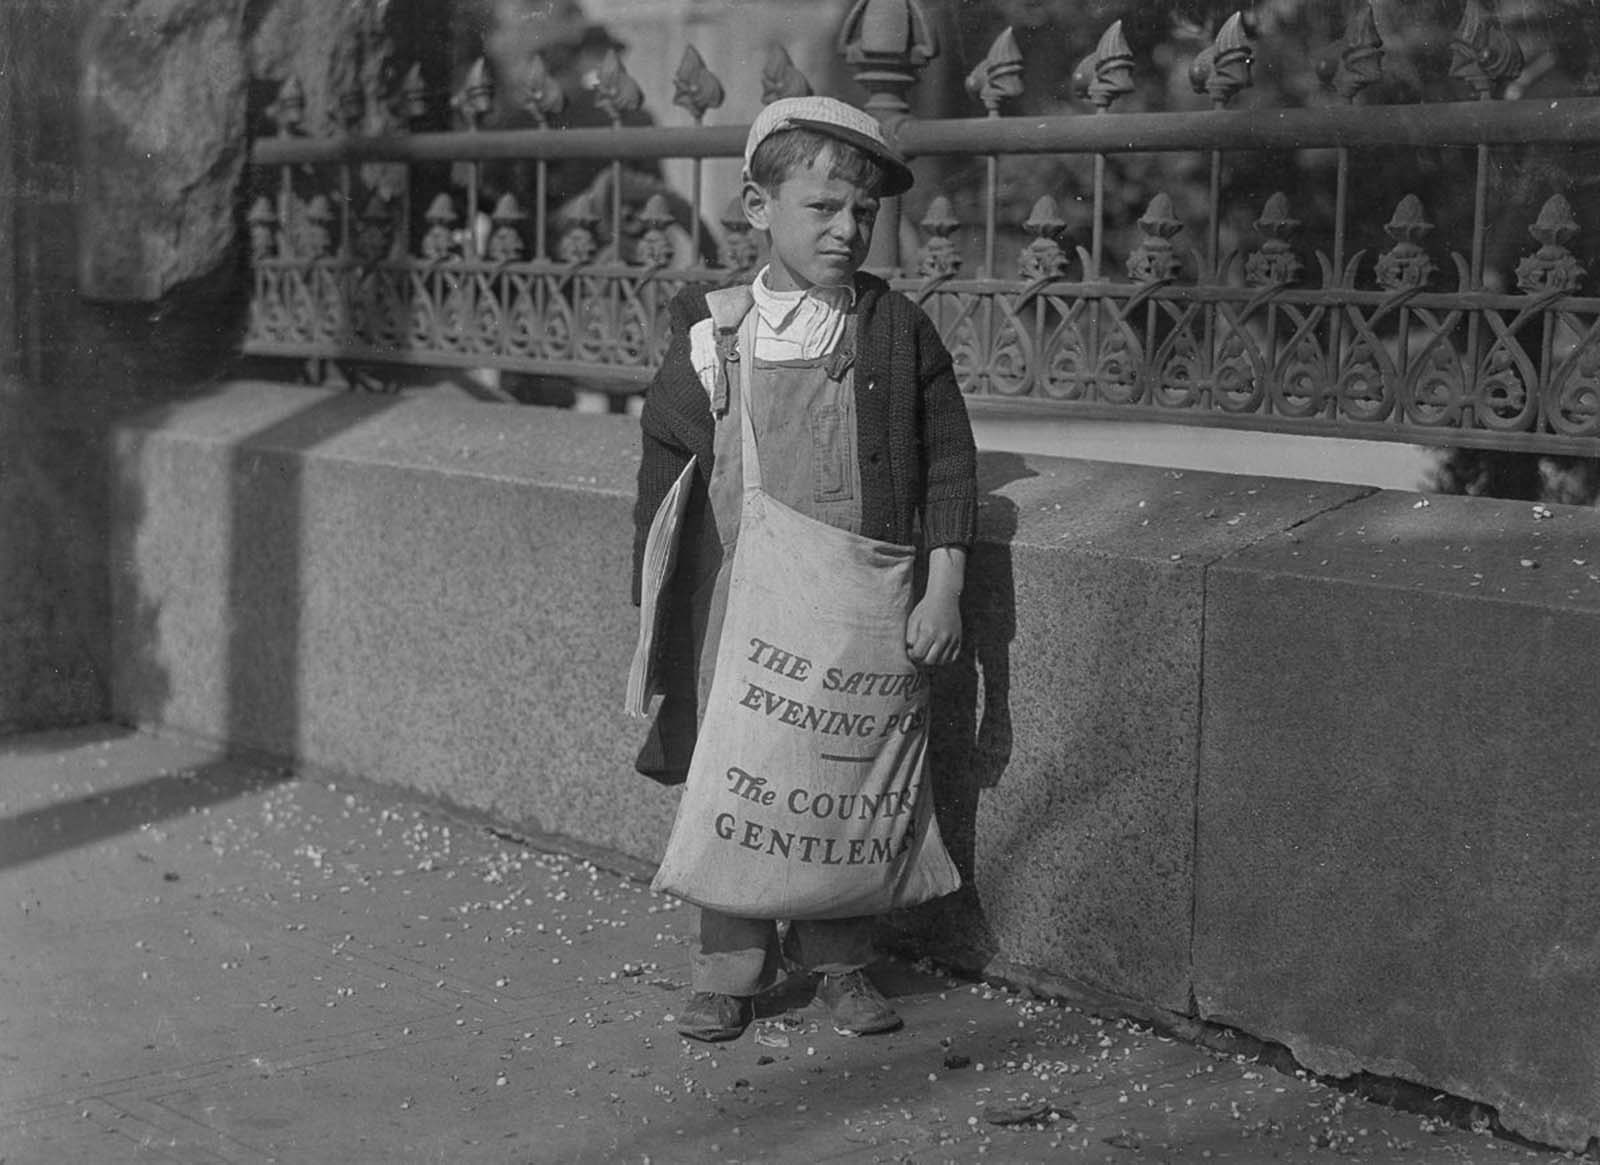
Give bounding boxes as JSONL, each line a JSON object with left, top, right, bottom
{"left": 885, "top": 449, "right": 1032, "bottom": 972}
{"left": 112, "top": 378, "right": 407, "bottom": 766}
{"left": 0, "top": 381, "right": 106, "bottom": 731}
{"left": 224, "top": 393, "right": 404, "bottom": 756}
{"left": 92, "top": 261, "right": 260, "bottom": 747}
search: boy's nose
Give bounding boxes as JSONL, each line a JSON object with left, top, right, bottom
{"left": 836, "top": 205, "right": 873, "bottom": 231}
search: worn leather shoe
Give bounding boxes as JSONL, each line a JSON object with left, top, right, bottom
{"left": 676, "top": 991, "right": 752, "bottom": 1042}
{"left": 816, "top": 970, "right": 902, "bottom": 1036}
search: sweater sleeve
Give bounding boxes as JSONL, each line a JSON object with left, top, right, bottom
{"left": 913, "top": 305, "right": 978, "bottom": 550}
{"left": 631, "top": 291, "right": 708, "bottom": 606}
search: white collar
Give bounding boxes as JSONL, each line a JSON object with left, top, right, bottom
{"left": 750, "top": 267, "right": 856, "bottom": 331}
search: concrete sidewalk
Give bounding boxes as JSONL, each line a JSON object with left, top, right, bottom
{"left": 0, "top": 727, "right": 1576, "bottom": 1164}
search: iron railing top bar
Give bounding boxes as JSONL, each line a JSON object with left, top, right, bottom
{"left": 250, "top": 123, "right": 749, "bottom": 167}
{"left": 248, "top": 97, "right": 1600, "bottom": 169}
{"left": 899, "top": 98, "right": 1600, "bottom": 156}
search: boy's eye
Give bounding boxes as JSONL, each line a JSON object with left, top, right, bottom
{"left": 811, "top": 202, "right": 878, "bottom": 220}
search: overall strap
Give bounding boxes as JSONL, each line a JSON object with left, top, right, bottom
{"left": 704, "top": 285, "right": 754, "bottom": 418}
{"left": 735, "top": 308, "right": 765, "bottom": 493}
{"left": 823, "top": 312, "right": 858, "bottom": 382}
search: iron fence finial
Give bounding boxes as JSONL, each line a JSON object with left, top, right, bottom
{"left": 1517, "top": 194, "right": 1586, "bottom": 294}
{"left": 1019, "top": 196, "right": 1069, "bottom": 282}
{"left": 519, "top": 54, "right": 567, "bottom": 125}
{"left": 1245, "top": 192, "right": 1303, "bottom": 287}
{"left": 761, "top": 46, "right": 814, "bottom": 105}
{"left": 588, "top": 49, "right": 644, "bottom": 123}
{"left": 558, "top": 192, "right": 602, "bottom": 265}
{"left": 354, "top": 193, "right": 395, "bottom": 265}
{"left": 673, "top": 46, "right": 725, "bottom": 123}
{"left": 299, "top": 194, "right": 335, "bottom": 259}
{"left": 838, "top": 0, "right": 937, "bottom": 68}
{"left": 917, "top": 196, "right": 962, "bottom": 280}
{"left": 1073, "top": 20, "right": 1135, "bottom": 111}
{"left": 335, "top": 77, "right": 365, "bottom": 135}
{"left": 269, "top": 76, "right": 305, "bottom": 135}
{"left": 1316, "top": 3, "right": 1384, "bottom": 103}
{"left": 718, "top": 195, "right": 760, "bottom": 275}
{"left": 399, "top": 62, "right": 427, "bottom": 123}
{"left": 422, "top": 194, "right": 460, "bottom": 262}
{"left": 636, "top": 194, "right": 678, "bottom": 269}
{"left": 1190, "top": 12, "right": 1254, "bottom": 108}
{"left": 920, "top": 195, "right": 958, "bottom": 235}
{"left": 966, "top": 28, "right": 1023, "bottom": 114}
{"left": 1128, "top": 193, "right": 1185, "bottom": 283}
{"left": 492, "top": 193, "right": 528, "bottom": 222}
{"left": 1375, "top": 194, "right": 1436, "bottom": 290}
{"left": 454, "top": 58, "right": 494, "bottom": 128}
{"left": 488, "top": 194, "right": 528, "bottom": 263}
{"left": 248, "top": 197, "right": 278, "bottom": 263}
{"left": 1450, "top": 0, "right": 1524, "bottom": 99}
{"left": 838, "top": 0, "right": 938, "bottom": 118}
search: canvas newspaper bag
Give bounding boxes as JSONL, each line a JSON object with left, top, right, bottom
{"left": 639, "top": 297, "right": 961, "bottom": 919}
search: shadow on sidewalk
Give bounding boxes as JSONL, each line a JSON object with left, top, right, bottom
{"left": 0, "top": 722, "right": 142, "bottom": 758}
{"left": 0, "top": 755, "right": 292, "bottom": 872}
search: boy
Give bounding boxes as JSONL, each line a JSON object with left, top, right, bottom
{"left": 632, "top": 96, "right": 977, "bottom": 1042}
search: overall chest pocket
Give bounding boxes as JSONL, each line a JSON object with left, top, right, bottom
{"left": 811, "top": 403, "right": 857, "bottom": 503}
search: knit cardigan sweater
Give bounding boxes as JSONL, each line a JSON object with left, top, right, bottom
{"left": 629, "top": 271, "right": 978, "bottom": 784}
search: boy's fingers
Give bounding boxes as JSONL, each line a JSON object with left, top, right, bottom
{"left": 906, "top": 627, "right": 937, "bottom": 662}
{"left": 913, "top": 634, "right": 959, "bottom": 666}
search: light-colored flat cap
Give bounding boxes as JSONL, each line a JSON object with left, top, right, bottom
{"left": 743, "top": 96, "right": 914, "bottom": 197}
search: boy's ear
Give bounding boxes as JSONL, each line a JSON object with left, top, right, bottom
{"left": 741, "top": 181, "right": 771, "bottom": 232}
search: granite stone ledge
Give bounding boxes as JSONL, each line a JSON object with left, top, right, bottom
{"left": 111, "top": 382, "right": 675, "bottom": 861}
{"left": 895, "top": 455, "right": 1369, "bottom": 1010}
{"left": 113, "top": 380, "right": 641, "bottom": 494}
{"left": 1195, "top": 491, "right": 1600, "bottom": 1151}
{"left": 111, "top": 382, "right": 1374, "bottom": 1017}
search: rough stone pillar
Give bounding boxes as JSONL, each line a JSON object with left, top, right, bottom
{"left": 78, "top": 0, "right": 251, "bottom": 302}
{"left": 0, "top": 0, "right": 108, "bottom": 732}
{"left": 0, "top": 1, "right": 16, "bottom": 379}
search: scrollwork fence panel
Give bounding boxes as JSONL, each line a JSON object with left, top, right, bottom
{"left": 243, "top": 0, "right": 1600, "bottom": 453}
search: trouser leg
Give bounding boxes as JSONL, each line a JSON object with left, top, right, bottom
{"left": 782, "top": 916, "right": 876, "bottom": 976}
{"left": 691, "top": 908, "right": 782, "bottom": 996}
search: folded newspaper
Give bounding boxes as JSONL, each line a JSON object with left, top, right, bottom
{"left": 624, "top": 458, "right": 697, "bottom": 716}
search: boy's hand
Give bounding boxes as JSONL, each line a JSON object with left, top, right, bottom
{"left": 906, "top": 590, "right": 962, "bottom": 666}
{"left": 906, "top": 546, "right": 967, "bottom": 667}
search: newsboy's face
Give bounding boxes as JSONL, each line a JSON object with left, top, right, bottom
{"left": 743, "top": 149, "right": 879, "bottom": 292}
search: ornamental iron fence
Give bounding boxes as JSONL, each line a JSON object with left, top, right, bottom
{"left": 244, "top": 0, "right": 1600, "bottom": 455}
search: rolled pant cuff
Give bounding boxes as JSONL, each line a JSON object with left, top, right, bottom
{"left": 691, "top": 910, "right": 876, "bottom": 995}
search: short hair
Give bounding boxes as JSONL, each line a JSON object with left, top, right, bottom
{"left": 747, "top": 128, "right": 890, "bottom": 197}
